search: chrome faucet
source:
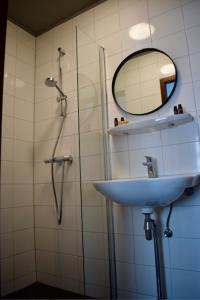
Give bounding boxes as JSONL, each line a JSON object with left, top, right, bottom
{"left": 142, "top": 156, "right": 158, "bottom": 178}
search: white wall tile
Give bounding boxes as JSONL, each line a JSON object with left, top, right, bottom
{"left": 94, "top": 0, "right": 118, "bottom": 21}
{"left": 0, "top": 233, "right": 13, "bottom": 258}
{"left": 119, "top": 0, "right": 148, "bottom": 29}
{"left": 174, "top": 55, "right": 192, "bottom": 84}
{"left": 13, "top": 184, "right": 33, "bottom": 207}
{"left": 13, "top": 206, "right": 34, "bottom": 231}
{"left": 190, "top": 52, "right": 200, "bottom": 81}
{"left": 15, "top": 80, "right": 34, "bottom": 102}
{"left": 35, "top": 206, "right": 57, "bottom": 229}
{"left": 0, "top": 208, "right": 13, "bottom": 233}
{"left": 148, "top": 0, "right": 180, "bottom": 18}
{"left": 58, "top": 230, "right": 81, "bottom": 256}
{"left": 2, "top": 94, "right": 14, "bottom": 117}
{"left": 98, "top": 32, "right": 122, "bottom": 57}
{"left": 171, "top": 269, "right": 200, "bottom": 298}
{"left": 134, "top": 236, "right": 155, "bottom": 266}
{"left": 116, "top": 262, "right": 136, "bottom": 292}
{"left": 14, "top": 140, "right": 33, "bottom": 162}
{"left": 135, "top": 265, "right": 157, "bottom": 296}
{"left": 4, "top": 54, "right": 16, "bottom": 76}
{"left": 169, "top": 237, "right": 200, "bottom": 271}
{"left": 111, "top": 151, "right": 130, "bottom": 179}
{"left": 35, "top": 228, "right": 58, "bottom": 252}
{"left": 84, "top": 232, "right": 107, "bottom": 260}
{"left": 128, "top": 131, "right": 161, "bottom": 150}
{"left": 15, "top": 98, "right": 34, "bottom": 122}
{"left": 84, "top": 258, "right": 108, "bottom": 286}
{"left": 182, "top": 0, "right": 200, "bottom": 28}
{"left": 150, "top": 8, "right": 184, "bottom": 40}
{"left": 171, "top": 206, "right": 200, "bottom": 238}
{"left": 16, "top": 60, "right": 34, "bottom": 84}
{"left": 14, "top": 251, "right": 35, "bottom": 278}
{"left": 163, "top": 142, "right": 200, "bottom": 175}
{"left": 115, "top": 234, "right": 134, "bottom": 263}
{"left": 1, "top": 138, "right": 13, "bottom": 161}
{"left": 95, "top": 13, "right": 120, "bottom": 39}
{"left": 17, "top": 27, "right": 35, "bottom": 50}
{"left": 13, "top": 162, "right": 33, "bottom": 184}
{"left": 17, "top": 43, "right": 35, "bottom": 66}
{"left": 6, "top": 34, "right": 17, "bottom": 57}
{"left": 14, "top": 228, "right": 34, "bottom": 254}
{"left": 113, "top": 205, "right": 133, "bottom": 234}
{"left": 152, "top": 31, "right": 188, "bottom": 59}
{"left": 186, "top": 25, "right": 200, "bottom": 54}
{"left": 82, "top": 206, "right": 107, "bottom": 233}
{"left": 14, "top": 272, "right": 36, "bottom": 293}
{"left": 1, "top": 161, "right": 13, "bottom": 184}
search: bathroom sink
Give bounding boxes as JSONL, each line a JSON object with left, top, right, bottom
{"left": 93, "top": 175, "right": 200, "bottom": 207}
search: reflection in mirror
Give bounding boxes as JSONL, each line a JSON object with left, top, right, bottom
{"left": 112, "top": 49, "right": 177, "bottom": 115}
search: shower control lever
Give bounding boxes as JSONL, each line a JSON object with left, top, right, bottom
{"left": 44, "top": 155, "right": 73, "bottom": 165}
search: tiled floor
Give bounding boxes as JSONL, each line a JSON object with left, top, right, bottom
{"left": 2, "top": 282, "right": 89, "bottom": 299}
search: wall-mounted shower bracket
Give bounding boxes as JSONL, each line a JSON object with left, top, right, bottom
{"left": 44, "top": 155, "right": 73, "bottom": 165}
{"left": 56, "top": 95, "right": 67, "bottom": 103}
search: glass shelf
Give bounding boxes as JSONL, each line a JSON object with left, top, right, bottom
{"left": 108, "top": 113, "right": 194, "bottom": 136}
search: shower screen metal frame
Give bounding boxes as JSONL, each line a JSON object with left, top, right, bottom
{"left": 0, "top": 3, "right": 8, "bottom": 296}
{"left": 0, "top": 0, "right": 8, "bottom": 161}
{"left": 76, "top": 27, "right": 117, "bottom": 299}
{"left": 99, "top": 46, "right": 118, "bottom": 299}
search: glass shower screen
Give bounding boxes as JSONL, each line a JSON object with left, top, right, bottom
{"left": 76, "top": 27, "right": 116, "bottom": 299}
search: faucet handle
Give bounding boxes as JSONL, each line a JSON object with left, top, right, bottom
{"left": 144, "top": 156, "right": 152, "bottom": 162}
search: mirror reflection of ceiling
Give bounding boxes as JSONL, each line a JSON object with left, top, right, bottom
{"left": 8, "top": 0, "right": 105, "bottom": 36}
{"left": 114, "top": 50, "right": 176, "bottom": 115}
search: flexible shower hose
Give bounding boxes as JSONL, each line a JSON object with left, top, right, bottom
{"left": 51, "top": 99, "right": 67, "bottom": 224}
{"left": 51, "top": 48, "right": 67, "bottom": 225}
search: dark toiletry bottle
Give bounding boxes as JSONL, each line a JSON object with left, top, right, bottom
{"left": 114, "top": 118, "right": 118, "bottom": 127}
{"left": 121, "top": 117, "right": 125, "bottom": 123}
{"left": 178, "top": 104, "right": 183, "bottom": 114}
{"left": 174, "top": 106, "right": 178, "bottom": 115}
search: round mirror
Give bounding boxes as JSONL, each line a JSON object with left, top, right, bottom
{"left": 112, "top": 48, "right": 177, "bottom": 115}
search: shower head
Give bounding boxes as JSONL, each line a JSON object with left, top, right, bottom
{"left": 58, "top": 47, "right": 66, "bottom": 56}
{"left": 45, "top": 77, "right": 67, "bottom": 98}
{"left": 45, "top": 77, "right": 57, "bottom": 87}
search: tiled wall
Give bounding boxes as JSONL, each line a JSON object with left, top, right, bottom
{"left": 1, "top": 21, "right": 35, "bottom": 296}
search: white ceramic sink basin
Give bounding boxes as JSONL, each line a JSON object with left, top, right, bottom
{"left": 93, "top": 175, "right": 200, "bottom": 207}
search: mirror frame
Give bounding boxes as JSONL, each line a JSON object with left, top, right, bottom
{"left": 112, "top": 48, "right": 178, "bottom": 116}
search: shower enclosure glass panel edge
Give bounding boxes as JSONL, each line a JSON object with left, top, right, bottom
{"left": 76, "top": 26, "right": 117, "bottom": 299}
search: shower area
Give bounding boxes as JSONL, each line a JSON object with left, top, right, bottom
{"left": 1, "top": 18, "right": 114, "bottom": 299}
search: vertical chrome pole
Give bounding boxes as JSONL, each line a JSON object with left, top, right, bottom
{"left": 99, "top": 46, "right": 118, "bottom": 299}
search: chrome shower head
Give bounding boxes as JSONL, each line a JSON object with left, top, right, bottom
{"left": 45, "top": 77, "right": 57, "bottom": 87}
{"left": 45, "top": 77, "right": 67, "bottom": 98}
{"left": 58, "top": 47, "right": 66, "bottom": 56}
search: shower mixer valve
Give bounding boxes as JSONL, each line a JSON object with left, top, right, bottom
{"left": 44, "top": 155, "right": 73, "bottom": 165}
